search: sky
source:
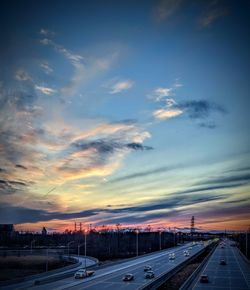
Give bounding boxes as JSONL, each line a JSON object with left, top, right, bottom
{"left": 0, "top": 0, "right": 249, "bottom": 232}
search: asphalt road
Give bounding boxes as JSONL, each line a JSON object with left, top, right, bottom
{"left": 28, "top": 241, "right": 208, "bottom": 290}
{"left": 191, "top": 239, "right": 250, "bottom": 290}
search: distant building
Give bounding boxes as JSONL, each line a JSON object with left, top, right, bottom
{"left": 0, "top": 224, "right": 14, "bottom": 237}
{"left": 42, "top": 227, "right": 47, "bottom": 235}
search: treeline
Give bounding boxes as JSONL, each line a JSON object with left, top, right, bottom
{"left": 0, "top": 230, "right": 212, "bottom": 260}
{"left": 233, "top": 232, "right": 250, "bottom": 259}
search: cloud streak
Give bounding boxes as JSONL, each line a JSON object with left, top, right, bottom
{"left": 35, "top": 85, "right": 57, "bottom": 95}
{"left": 109, "top": 80, "right": 134, "bottom": 94}
{"left": 40, "top": 34, "right": 118, "bottom": 96}
{"left": 153, "top": 0, "right": 183, "bottom": 21}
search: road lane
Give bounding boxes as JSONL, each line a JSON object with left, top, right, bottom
{"left": 191, "top": 239, "right": 250, "bottom": 290}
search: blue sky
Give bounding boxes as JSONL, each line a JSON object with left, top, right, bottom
{"left": 0, "top": 0, "right": 249, "bottom": 232}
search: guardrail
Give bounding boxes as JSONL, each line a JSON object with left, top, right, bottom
{"left": 0, "top": 256, "right": 80, "bottom": 288}
{"left": 0, "top": 255, "right": 98, "bottom": 289}
{"left": 33, "top": 256, "right": 98, "bottom": 286}
{"left": 138, "top": 243, "right": 216, "bottom": 290}
{"left": 237, "top": 247, "right": 250, "bottom": 264}
{"left": 179, "top": 242, "right": 218, "bottom": 290}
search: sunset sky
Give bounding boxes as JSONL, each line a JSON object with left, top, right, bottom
{"left": 0, "top": 0, "right": 249, "bottom": 232}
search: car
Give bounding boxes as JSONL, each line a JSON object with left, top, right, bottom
{"left": 74, "top": 269, "right": 95, "bottom": 279}
{"left": 144, "top": 265, "right": 152, "bottom": 272}
{"left": 188, "top": 246, "right": 192, "bottom": 250}
{"left": 184, "top": 251, "right": 190, "bottom": 257}
{"left": 200, "top": 274, "right": 209, "bottom": 283}
{"left": 219, "top": 259, "right": 227, "bottom": 265}
{"left": 144, "top": 271, "right": 155, "bottom": 279}
{"left": 169, "top": 253, "right": 175, "bottom": 260}
{"left": 74, "top": 269, "right": 86, "bottom": 279}
{"left": 122, "top": 273, "right": 134, "bottom": 281}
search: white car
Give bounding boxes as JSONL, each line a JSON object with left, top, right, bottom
{"left": 169, "top": 253, "right": 175, "bottom": 260}
{"left": 74, "top": 269, "right": 94, "bottom": 279}
{"left": 184, "top": 251, "right": 190, "bottom": 257}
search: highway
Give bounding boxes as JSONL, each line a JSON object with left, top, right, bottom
{"left": 23, "top": 241, "right": 208, "bottom": 290}
{"left": 190, "top": 239, "right": 250, "bottom": 290}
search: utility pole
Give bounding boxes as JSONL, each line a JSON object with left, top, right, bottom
{"left": 30, "top": 240, "right": 36, "bottom": 254}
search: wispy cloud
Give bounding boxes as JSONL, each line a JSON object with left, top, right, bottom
{"left": 35, "top": 85, "right": 57, "bottom": 95}
{"left": 151, "top": 82, "right": 226, "bottom": 124}
{"left": 109, "top": 165, "right": 180, "bottom": 183}
{"left": 150, "top": 81, "right": 182, "bottom": 102}
{"left": 39, "top": 34, "right": 118, "bottom": 96}
{"left": 55, "top": 123, "right": 152, "bottom": 181}
{"left": 196, "top": 173, "right": 250, "bottom": 186}
{"left": 153, "top": 0, "right": 183, "bottom": 21}
{"left": 198, "top": 1, "right": 229, "bottom": 28}
{"left": 153, "top": 108, "right": 183, "bottom": 120}
{"left": 151, "top": 85, "right": 184, "bottom": 120}
{"left": 40, "top": 28, "right": 55, "bottom": 37}
{"left": 109, "top": 80, "right": 134, "bottom": 94}
{"left": 40, "top": 61, "right": 53, "bottom": 74}
{"left": 15, "top": 69, "right": 32, "bottom": 81}
{"left": 151, "top": 87, "right": 173, "bottom": 101}
{"left": 0, "top": 203, "right": 100, "bottom": 224}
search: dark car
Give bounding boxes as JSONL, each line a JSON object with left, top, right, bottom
{"left": 200, "top": 274, "right": 209, "bottom": 283}
{"left": 144, "top": 265, "right": 152, "bottom": 272}
{"left": 144, "top": 271, "right": 155, "bottom": 279}
{"left": 122, "top": 273, "right": 134, "bottom": 281}
{"left": 220, "top": 259, "right": 227, "bottom": 265}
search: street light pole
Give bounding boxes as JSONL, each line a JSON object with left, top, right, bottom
{"left": 78, "top": 242, "right": 85, "bottom": 257}
{"left": 246, "top": 231, "right": 248, "bottom": 258}
{"left": 159, "top": 231, "right": 162, "bottom": 251}
{"left": 84, "top": 230, "right": 87, "bottom": 269}
{"left": 30, "top": 240, "right": 36, "bottom": 254}
{"left": 67, "top": 241, "right": 74, "bottom": 258}
{"left": 46, "top": 248, "right": 49, "bottom": 272}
